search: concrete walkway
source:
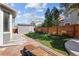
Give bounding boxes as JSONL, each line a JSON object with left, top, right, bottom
{"left": 65, "top": 39, "right": 79, "bottom": 56}
{"left": 1, "top": 34, "right": 27, "bottom": 46}
{"left": 0, "top": 34, "right": 63, "bottom": 56}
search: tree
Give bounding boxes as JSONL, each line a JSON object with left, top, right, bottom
{"left": 53, "top": 7, "right": 60, "bottom": 26}
{"left": 42, "top": 8, "right": 53, "bottom": 33}
{"left": 42, "top": 7, "right": 60, "bottom": 34}
{"left": 60, "top": 3, "right": 70, "bottom": 8}
{"left": 60, "top": 3, "right": 79, "bottom": 9}
{"left": 52, "top": 7, "right": 60, "bottom": 35}
{"left": 60, "top": 3, "right": 79, "bottom": 15}
{"left": 43, "top": 8, "right": 53, "bottom": 27}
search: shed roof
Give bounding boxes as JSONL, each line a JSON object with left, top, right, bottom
{"left": 18, "top": 24, "right": 34, "bottom": 26}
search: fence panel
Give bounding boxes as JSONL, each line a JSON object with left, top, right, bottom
{"left": 35, "top": 24, "right": 79, "bottom": 38}
{"left": 51, "top": 26, "right": 57, "bottom": 35}
{"left": 74, "top": 24, "right": 79, "bottom": 38}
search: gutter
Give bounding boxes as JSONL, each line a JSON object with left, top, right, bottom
{"left": 0, "top": 3, "right": 16, "bottom": 18}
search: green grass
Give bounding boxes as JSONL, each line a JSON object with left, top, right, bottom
{"left": 25, "top": 32, "right": 72, "bottom": 55}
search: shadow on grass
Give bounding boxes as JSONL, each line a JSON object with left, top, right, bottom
{"left": 50, "top": 35, "right": 71, "bottom": 55}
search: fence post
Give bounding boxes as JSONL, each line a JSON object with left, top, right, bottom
{"left": 73, "top": 24, "right": 75, "bottom": 37}
{"left": 57, "top": 26, "right": 58, "bottom": 35}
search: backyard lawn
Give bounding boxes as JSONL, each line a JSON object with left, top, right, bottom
{"left": 25, "top": 32, "right": 72, "bottom": 55}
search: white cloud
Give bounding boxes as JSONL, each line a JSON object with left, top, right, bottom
{"left": 42, "top": 3, "right": 47, "bottom": 8}
{"left": 10, "top": 3, "right": 14, "bottom": 7}
{"left": 25, "top": 3, "right": 47, "bottom": 12}
{"left": 15, "top": 12, "right": 44, "bottom": 24}
{"left": 16, "top": 15, "right": 21, "bottom": 18}
{"left": 37, "top": 9, "right": 44, "bottom": 12}
{"left": 25, "top": 3, "right": 41, "bottom": 9}
{"left": 37, "top": 16, "right": 45, "bottom": 19}
{"left": 17, "top": 10, "right": 21, "bottom": 14}
{"left": 25, "top": 3, "right": 47, "bottom": 9}
{"left": 57, "top": 6, "right": 60, "bottom": 10}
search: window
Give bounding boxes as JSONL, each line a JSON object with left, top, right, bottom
{"left": 77, "top": 13, "right": 79, "bottom": 16}
{"left": 3, "top": 11, "right": 10, "bottom": 32}
{"left": 68, "top": 14, "right": 70, "bottom": 18}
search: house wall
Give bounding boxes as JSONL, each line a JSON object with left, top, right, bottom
{"left": 3, "top": 33, "right": 10, "bottom": 44}
{"left": 64, "top": 9, "right": 79, "bottom": 25}
{"left": 0, "top": 7, "right": 13, "bottom": 44}
{"left": 18, "top": 25, "right": 35, "bottom": 34}
{"left": 0, "top": 7, "right": 4, "bottom": 45}
{"left": 0, "top": 4, "right": 16, "bottom": 45}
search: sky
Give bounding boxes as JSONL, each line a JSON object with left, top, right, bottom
{"left": 9, "top": 3, "right": 60, "bottom": 25}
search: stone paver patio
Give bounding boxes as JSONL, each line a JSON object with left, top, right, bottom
{"left": 0, "top": 34, "right": 63, "bottom": 56}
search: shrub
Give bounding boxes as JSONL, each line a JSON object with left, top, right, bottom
{"left": 61, "top": 33, "right": 73, "bottom": 38}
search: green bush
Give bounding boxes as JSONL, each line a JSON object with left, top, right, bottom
{"left": 25, "top": 32, "right": 72, "bottom": 55}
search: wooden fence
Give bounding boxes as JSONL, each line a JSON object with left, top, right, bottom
{"left": 35, "top": 24, "right": 79, "bottom": 38}
{"left": 12, "top": 28, "right": 18, "bottom": 33}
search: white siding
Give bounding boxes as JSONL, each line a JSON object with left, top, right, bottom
{"left": 0, "top": 7, "right": 11, "bottom": 44}
{"left": 18, "top": 25, "right": 35, "bottom": 34}
{"left": 3, "top": 33, "right": 10, "bottom": 44}
{"left": 0, "top": 7, "right": 3, "bottom": 45}
{"left": 64, "top": 10, "right": 79, "bottom": 25}
{"left": 0, "top": 4, "right": 16, "bottom": 45}
{"left": 10, "top": 14, "right": 12, "bottom": 39}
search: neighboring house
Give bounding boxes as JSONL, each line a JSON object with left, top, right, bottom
{"left": 18, "top": 24, "right": 35, "bottom": 34}
{"left": 59, "top": 16, "right": 65, "bottom": 26}
{"left": 36, "top": 21, "right": 44, "bottom": 26}
{"left": 63, "top": 9, "right": 79, "bottom": 25}
{"left": 0, "top": 3, "right": 16, "bottom": 45}
{"left": 32, "top": 20, "right": 44, "bottom": 26}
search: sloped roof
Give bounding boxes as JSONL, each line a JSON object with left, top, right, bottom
{"left": 0, "top": 3, "right": 16, "bottom": 18}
